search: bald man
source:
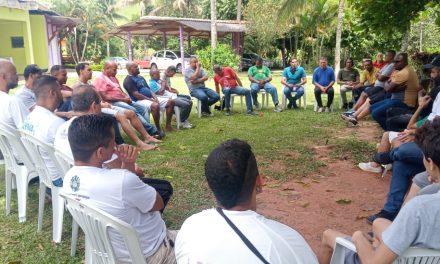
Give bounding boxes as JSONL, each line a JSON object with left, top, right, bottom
{"left": 93, "top": 61, "right": 160, "bottom": 137}
{"left": 0, "top": 59, "right": 29, "bottom": 129}
{"left": 184, "top": 57, "right": 219, "bottom": 116}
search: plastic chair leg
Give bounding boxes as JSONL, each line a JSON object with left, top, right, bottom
{"left": 16, "top": 166, "right": 29, "bottom": 222}
{"left": 37, "top": 183, "right": 46, "bottom": 232}
{"left": 51, "top": 187, "right": 65, "bottom": 243}
{"left": 71, "top": 220, "right": 79, "bottom": 256}
{"left": 5, "top": 170, "right": 12, "bottom": 216}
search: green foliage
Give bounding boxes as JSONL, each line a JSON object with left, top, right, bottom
{"left": 90, "top": 62, "right": 104, "bottom": 71}
{"left": 196, "top": 44, "right": 241, "bottom": 74}
{"left": 348, "top": 0, "right": 440, "bottom": 36}
{"left": 243, "top": 0, "right": 291, "bottom": 50}
{"left": 200, "top": 0, "right": 249, "bottom": 19}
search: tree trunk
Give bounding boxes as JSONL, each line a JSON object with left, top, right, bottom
{"left": 236, "top": 0, "right": 242, "bottom": 21}
{"left": 294, "top": 30, "right": 299, "bottom": 56}
{"left": 335, "top": 0, "right": 344, "bottom": 77}
{"left": 107, "top": 40, "right": 110, "bottom": 57}
{"left": 80, "top": 27, "right": 89, "bottom": 62}
{"left": 210, "top": 0, "right": 217, "bottom": 50}
{"left": 282, "top": 37, "right": 286, "bottom": 68}
{"left": 319, "top": 36, "right": 324, "bottom": 60}
{"left": 400, "top": 29, "right": 410, "bottom": 52}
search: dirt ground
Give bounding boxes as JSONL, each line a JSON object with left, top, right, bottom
{"left": 257, "top": 121, "right": 391, "bottom": 253}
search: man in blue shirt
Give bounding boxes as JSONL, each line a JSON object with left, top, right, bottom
{"left": 313, "top": 57, "right": 335, "bottom": 112}
{"left": 281, "top": 58, "right": 307, "bottom": 109}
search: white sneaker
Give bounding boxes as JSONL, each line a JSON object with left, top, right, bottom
{"left": 274, "top": 105, "right": 283, "bottom": 112}
{"left": 181, "top": 120, "right": 192, "bottom": 129}
{"left": 317, "top": 107, "right": 324, "bottom": 113}
{"left": 358, "top": 162, "right": 382, "bottom": 173}
{"left": 324, "top": 107, "right": 331, "bottom": 112}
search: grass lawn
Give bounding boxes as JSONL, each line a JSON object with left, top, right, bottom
{"left": 0, "top": 71, "right": 375, "bottom": 263}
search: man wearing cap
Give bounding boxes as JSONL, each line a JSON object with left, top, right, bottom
{"left": 15, "top": 64, "right": 46, "bottom": 111}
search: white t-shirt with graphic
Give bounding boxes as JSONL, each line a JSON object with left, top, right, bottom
{"left": 63, "top": 166, "right": 166, "bottom": 261}
{"left": 175, "top": 208, "right": 318, "bottom": 264}
{"left": 20, "top": 106, "right": 65, "bottom": 181}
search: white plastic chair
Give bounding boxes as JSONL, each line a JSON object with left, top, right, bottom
{"left": 20, "top": 131, "right": 66, "bottom": 243}
{"left": 281, "top": 87, "right": 307, "bottom": 110}
{"left": 230, "top": 94, "right": 244, "bottom": 113}
{"left": 61, "top": 193, "right": 147, "bottom": 264}
{"left": 159, "top": 105, "right": 181, "bottom": 129}
{"left": 193, "top": 97, "right": 213, "bottom": 118}
{"left": 0, "top": 124, "right": 38, "bottom": 222}
{"left": 257, "top": 89, "right": 270, "bottom": 110}
{"left": 330, "top": 237, "right": 440, "bottom": 264}
{"left": 53, "top": 148, "right": 79, "bottom": 256}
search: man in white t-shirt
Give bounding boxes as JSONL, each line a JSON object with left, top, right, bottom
{"left": 175, "top": 139, "right": 318, "bottom": 264}
{"left": 0, "top": 59, "right": 29, "bottom": 129}
{"left": 62, "top": 114, "right": 177, "bottom": 263}
{"left": 15, "top": 64, "right": 45, "bottom": 111}
{"left": 20, "top": 75, "right": 65, "bottom": 187}
{"left": 54, "top": 85, "right": 173, "bottom": 206}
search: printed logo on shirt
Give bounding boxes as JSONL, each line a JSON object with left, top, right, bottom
{"left": 21, "top": 122, "right": 34, "bottom": 134}
{"left": 70, "top": 175, "right": 80, "bottom": 192}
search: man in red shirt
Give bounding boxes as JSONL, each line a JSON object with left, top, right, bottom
{"left": 213, "top": 65, "right": 256, "bottom": 116}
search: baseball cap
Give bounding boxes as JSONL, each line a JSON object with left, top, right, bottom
{"left": 23, "top": 64, "right": 47, "bottom": 79}
{"left": 423, "top": 55, "right": 440, "bottom": 70}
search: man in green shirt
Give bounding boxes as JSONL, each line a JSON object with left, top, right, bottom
{"left": 337, "top": 58, "right": 360, "bottom": 109}
{"left": 248, "top": 58, "right": 282, "bottom": 112}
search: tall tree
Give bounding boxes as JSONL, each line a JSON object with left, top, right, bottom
{"left": 334, "top": 0, "right": 344, "bottom": 76}
{"left": 211, "top": 0, "right": 217, "bottom": 50}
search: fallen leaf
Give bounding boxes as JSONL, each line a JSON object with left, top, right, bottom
{"left": 356, "top": 214, "right": 368, "bottom": 220}
{"left": 336, "top": 199, "right": 352, "bottom": 205}
{"left": 300, "top": 202, "right": 310, "bottom": 208}
{"left": 202, "top": 154, "right": 208, "bottom": 158}
{"left": 165, "top": 175, "right": 173, "bottom": 179}
{"left": 37, "top": 244, "right": 44, "bottom": 251}
{"left": 294, "top": 180, "right": 311, "bottom": 187}
{"left": 282, "top": 187, "right": 295, "bottom": 191}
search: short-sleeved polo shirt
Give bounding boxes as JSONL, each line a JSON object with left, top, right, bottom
{"left": 282, "top": 66, "right": 306, "bottom": 85}
{"left": 312, "top": 66, "right": 335, "bottom": 87}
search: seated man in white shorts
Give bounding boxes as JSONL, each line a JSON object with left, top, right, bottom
{"left": 175, "top": 139, "right": 318, "bottom": 264}
{"left": 318, "top": 118, "right": 440, "bottom": 264}
{"left": 62, "top": 114, "right": 177, "bottom": 263}
{"left": 123, "top": 63, "right": 175, "bottom": 132}
{"left": 151, "top": 68, "right": 193, "bottom": 128}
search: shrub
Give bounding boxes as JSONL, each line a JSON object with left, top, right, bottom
{"left": 196, "top": 44, "right": 241, "bottom": 75}
{"left": 90, "top": 62, "right": 104, "bottom": 72}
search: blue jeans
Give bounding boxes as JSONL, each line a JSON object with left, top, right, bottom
{"left": 250, "top": 82, "right": 279, "bottom": 106}
{"left": 112, "top": 101, "right": 157, "bottom": 135}
{"left": 283, "top": 86, "right": 304, "bottom": 107}
{"left": 190, "top": 87, "right": 220, "bottom": 113}
{"left": 383, "top": 142, "right": 425, "bottom": 214}
{"left": 222, "top": 86, "right": 253, "bottom": 112}
{"left": 370, "top": 99, "right": 410, "bottom": 130}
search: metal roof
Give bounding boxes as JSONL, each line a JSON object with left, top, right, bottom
{"left": 107, "top": 16, "right": 247, "bottom": 38}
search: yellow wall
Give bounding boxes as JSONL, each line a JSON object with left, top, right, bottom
{"left": 0, "top": 7, "right": 38, "bottom": 74}
{"left": 30, "top": 15, "right": 48, "bottom": 69}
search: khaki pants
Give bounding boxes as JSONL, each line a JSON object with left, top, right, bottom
{"left": 146, "top": 230, "right": 178, "bottom": 264}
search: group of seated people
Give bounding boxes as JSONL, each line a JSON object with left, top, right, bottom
{"left": 2, "top": 51, "right": 440, "bottom": 263}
